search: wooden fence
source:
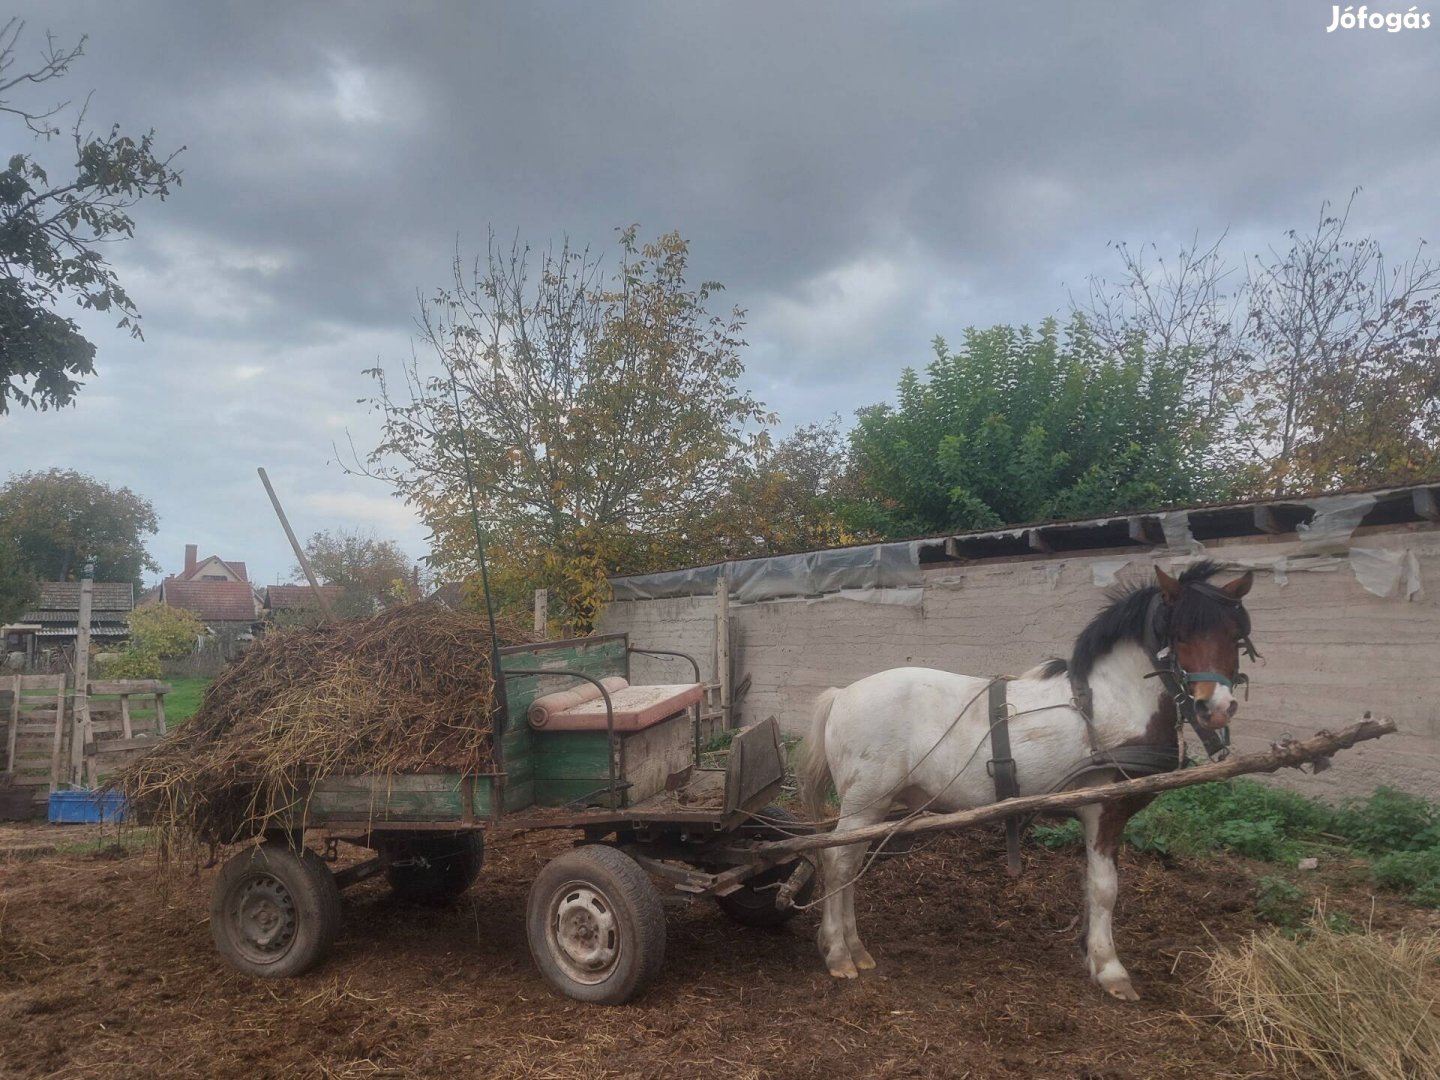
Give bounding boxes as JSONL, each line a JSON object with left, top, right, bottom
{"left": 0, "top": 676, "right": 169, "bottom": 814}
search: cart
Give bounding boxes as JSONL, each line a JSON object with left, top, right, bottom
{"left": 207, "top": 633, "right": 817, "bottom": 1005}
{"left": 206, "top": 630, "right": 1393, "bottom": 1005}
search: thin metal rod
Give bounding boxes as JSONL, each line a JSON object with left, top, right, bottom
{"left": 257, "top": 468, "right": 333, "bottom": 618}
{"left": 443, "top": 366, "right": 510, "bottom": 763}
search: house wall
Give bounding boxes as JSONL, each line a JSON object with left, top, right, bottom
{"left": 189, "top": 557, "right": 243, "bottom": 582}
{"left": 598, "top": 524, "right": 1440, "bottom": 803}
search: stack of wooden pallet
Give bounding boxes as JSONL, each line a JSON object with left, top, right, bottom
{"left": 0, "top": 676, "right": 169, "bottom": 817}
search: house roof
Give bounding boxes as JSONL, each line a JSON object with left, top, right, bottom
{"left": 264, "top": 584, "right": 346, "bottom": 610}
{"left": 162, "top": 579, "right": 259, "bottom": 623}
{"left": 30, "top": 584, "right": 134, "bottom": 616}
{"left": 176, "top": 555, "right": 249, "bottom": 582}
{"left": 426, "top": 582, "right": 465, "bottom": 609}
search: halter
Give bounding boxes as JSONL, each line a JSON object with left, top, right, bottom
{"left": 1140, "top": 583, "right": 1259, "bottom": 762}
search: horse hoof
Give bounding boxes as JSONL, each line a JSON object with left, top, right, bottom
{"left": 1104, "top": 979, "right": 1140, "bottom": 1002}
{"left": 855, "top": 949, "right": 876, "bottom": 971}
{"left": 828, "top": 962, "right": 860, "bottom": 979}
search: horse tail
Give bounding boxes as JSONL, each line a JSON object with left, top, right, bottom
{"left": 799, "top": 687, "right": 841, "bottom": 821}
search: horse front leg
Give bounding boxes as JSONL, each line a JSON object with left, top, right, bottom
{"left": 1077, "top": 803, "right": 1139, "bottom": 1001}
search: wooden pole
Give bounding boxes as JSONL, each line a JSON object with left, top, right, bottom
{"left": 752, "top": 717, "right": 1397, "bottom": 862}
{"left": 257, "top": 467, "right": 334, "bottom": 618}
{"left": 70, "top": 571, "right": 93, "bottom": 787}
{"left": 716, "top": 575, "right": 732, "bottom": 729}
{"left": 533, "top": 588, "right": 548, "bottom": 640}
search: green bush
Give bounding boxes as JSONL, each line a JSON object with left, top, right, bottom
{"left": 97, "top": 647, "right": 162, "bottom": 680}
{"left": 1121, "top": 779, "right": 1333, "bottom": 863}
{"left": 1255, "top": 875, "right": 1306, "bottom": 928}
{"left": 1334, "top": 786, "right": 1440, "bottom": 854}
{"left": 1031, "top": 819, "right": 1084, "bottom": 850}
{"left": 1370, "top": 850, "right": 1440, "bottom": 907}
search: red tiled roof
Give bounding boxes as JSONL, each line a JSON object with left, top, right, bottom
{"left": 264, "top": 584, "right": 346, "bottom": 610}
{"left": 162, "top": 580, "right": 259, "bottom": 622}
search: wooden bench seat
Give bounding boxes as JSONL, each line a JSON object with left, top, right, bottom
{"left": 527, "top": 681, "right": 704, "bottom": 733}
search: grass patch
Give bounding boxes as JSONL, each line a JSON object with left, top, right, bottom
{"left": 1027, "top": 779, "right": 1440, "bottom": 912}
{"left": 162, "top": 676, "right": 210, "bottom": 730}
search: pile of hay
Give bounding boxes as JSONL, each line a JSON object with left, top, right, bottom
{"left": 1207, "top": 918, "right": 1440, "bottom": 1080}
{"left": 112, "top": 603, "right": 535, "bottom": 851}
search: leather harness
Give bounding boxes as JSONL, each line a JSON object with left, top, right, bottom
{"left": 985, "top": 583, "right": 1257, "bottom": 876}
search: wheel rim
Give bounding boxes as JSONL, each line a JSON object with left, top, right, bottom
{"left": 547, "top": 880, "right": 621, "bottom": 985}
{"left": 227, "top": 872, "right": 298, "bottom": 965}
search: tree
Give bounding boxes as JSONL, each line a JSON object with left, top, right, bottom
{"left": 699, "top": 420, "right": 869, "bottom": 558}
{"left": 847, "top": 318, "right": 1227, "bottom": 536}
{"left": 1079, "top": 194, "right": 1440, "bottom": 494}
{"left": 358, "top": 227, "right": 771, "bottom": 630}
{"left": 0, "top": 535, "right": 36, "bottom": 623}
{"left": 1, "top": 19, "right": 184, "bottom": 413}
{"left": 101, "top": 602, "right": 206, "bottom": 679}
{"left": 0, "top": 468, "right": 159, "bottom": 585}
{"left": 297, "top": 528, "right": 413, "bottom": 614}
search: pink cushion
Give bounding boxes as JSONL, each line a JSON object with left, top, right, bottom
{"left": 528, "top": 683, "right": 704, "bottom": 732}
{"left": 528, "top": 676, "right": 630, "bottom": 728}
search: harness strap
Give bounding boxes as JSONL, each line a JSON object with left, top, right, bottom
{"left": 986, "top": 677, "right": 1023, "bottom": 877}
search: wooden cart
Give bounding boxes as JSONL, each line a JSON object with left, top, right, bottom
{"left": 207, "top": 633, "right": 816, "bottom": 1005}
{"left": 206, "top": 631, "right": 1393, "bottom": 1005}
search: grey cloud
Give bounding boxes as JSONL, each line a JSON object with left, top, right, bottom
{"left": 2, "top": 0, "right": 1438, "bottom": 583}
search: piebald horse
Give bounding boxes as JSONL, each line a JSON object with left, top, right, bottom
{"left": 798, "top": 561, "right": 1255, "bottom": 1000}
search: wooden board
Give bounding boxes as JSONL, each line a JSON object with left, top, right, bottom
{"left": 293, "top": 773, "right": 495, "bottom": 824}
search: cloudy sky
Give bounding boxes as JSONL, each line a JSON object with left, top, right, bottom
{"left": 2, "top": 1, "right": 1437, "bottom": 585}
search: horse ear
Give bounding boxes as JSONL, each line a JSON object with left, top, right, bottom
{"left": 1155, "top": 566, "right": 1182, "bottom": 604}
{"left": 1223, "top": 571, "right": 1254, "bottom": 599}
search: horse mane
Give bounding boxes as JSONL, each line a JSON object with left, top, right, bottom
{"left": 1037, "top": 560, "right": 1241, "bottom": 685}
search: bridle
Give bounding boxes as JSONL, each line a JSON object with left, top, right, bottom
{"left": 1140, "top": 582, "right": 1259, "bottom": 762}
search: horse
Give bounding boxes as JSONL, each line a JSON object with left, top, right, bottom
{"left": 797, "top": 560, "right": 1256, "bottom": 1000}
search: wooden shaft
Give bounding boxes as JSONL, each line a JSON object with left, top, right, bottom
{"left": 757, "top": 717, "right": 1397, "bottom": 860}
{"left": 716, "top": 576, "right": 732, "bottom": 729}
{"left": 257, "top": 467, "right": 334, "bottom": 618}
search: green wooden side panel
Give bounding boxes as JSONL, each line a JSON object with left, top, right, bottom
{"left": 503, "top": 778, "right": 536, "bottom": 812}
{"left": 301, "top": 773, "right": 494, "bottom": 822}
{"left": 499, "top": 636, "right": 628, "bottom": 811}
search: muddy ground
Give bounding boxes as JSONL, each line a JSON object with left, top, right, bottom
{"left": 0, "top": 821, "right": 1430, "bottom": 1080}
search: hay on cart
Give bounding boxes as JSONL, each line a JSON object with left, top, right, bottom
{"left": 111, "top": 603, "right": 534, "bottom": 855}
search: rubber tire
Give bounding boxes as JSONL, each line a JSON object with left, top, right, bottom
{"left": 526, "top": 845, "right": 666, "bottom": 1005}
{"left": 383, "top": 832, "right": 484, "bottom": 902}
{"left": 715, "top": 805, "right": 816, "bottom": 929}
{"left": 211, "top": 843, "right": 342, "bottom": 978}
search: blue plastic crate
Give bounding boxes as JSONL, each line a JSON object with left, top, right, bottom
{"left": 48, "top": 789, "right": 127, "bottom": 824}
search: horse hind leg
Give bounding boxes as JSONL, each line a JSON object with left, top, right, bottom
{"left": 1077, "top": 803, "right": 1139, "bottom": 1001}
{"left": 816, "top": 789, "right": 887, "bottom": 978}
{"left": 840, "top": 844, "right": 875, "bottom": 971}
{"left": 817, "top": 846, "right": 858, "bottom": 979}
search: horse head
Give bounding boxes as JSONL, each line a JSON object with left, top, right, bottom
{"left": 1153, "top": 565, "right": 1255, "bottom": 730}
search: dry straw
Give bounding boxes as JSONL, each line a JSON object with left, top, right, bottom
{"left": 110, "top": 603, "right": 534, "bottom": 856}
{"left": 1207, "top": 914, "right": 1440, "bottom": 1080}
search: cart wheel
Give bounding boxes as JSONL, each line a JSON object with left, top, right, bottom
{"left": 211, "top": 842, "right": 342, "bottom": 978}
{"left": 382, "top": 832, "right": 484, "bottom": 903}
{"left": 527, "top": 845, "right": 666, "bottom": 1005}
{"left": 715, "top": 805, "right": 816, "bottom": 929}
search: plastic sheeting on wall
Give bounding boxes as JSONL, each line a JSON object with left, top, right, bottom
{"left": 1296, "top": 492, "right": 1377, "bottom": 551}
{"left": 1349, "top": 547, "right": 1424, "bottom": 600}
{"left": 609, "top": 540, "right": 924, "bottom": 604}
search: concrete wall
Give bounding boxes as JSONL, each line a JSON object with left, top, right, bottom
{"left": 599, "top": 524, "right": 1440, "bottom": 803}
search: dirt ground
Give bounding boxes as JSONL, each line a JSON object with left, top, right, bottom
{"left": 1, "top": 820, "right": 1431, "bottom": 1080}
